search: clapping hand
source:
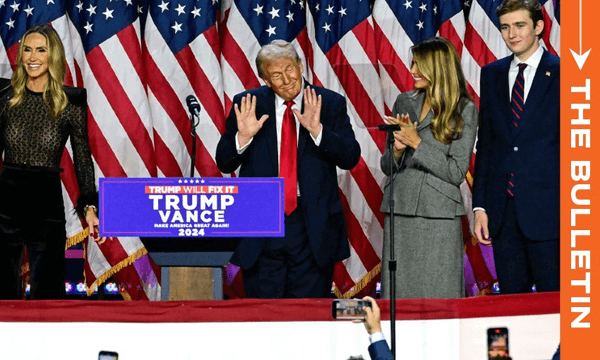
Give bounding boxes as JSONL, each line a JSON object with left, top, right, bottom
{"left": 396, "top": 113, "right": 421, "bottom": 149}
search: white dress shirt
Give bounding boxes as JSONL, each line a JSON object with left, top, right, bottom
{"left": 235, "top": 82, "right": 323, "bottom": 196}
{"left": 508, "top": 45, "right": 544, "bottom": 102}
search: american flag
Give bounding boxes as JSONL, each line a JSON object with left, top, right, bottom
{"left": 304, "top": 0, "right": 385, "bottom": 297}
{"left": 145, "top": 0, "right": 224, "bottom": 178}
{"left": 1, "top": 0, "right": 560, "bottom": 300}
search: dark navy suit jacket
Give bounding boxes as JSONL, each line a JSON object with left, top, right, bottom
{"left": 368, "top": 340, "right": 393, "bottom": 360}
{"left": 215, "top": 83, "right": 360, "bottom": 269}
{"left": 472, "top": 50, "right": 560, "bottom": 241}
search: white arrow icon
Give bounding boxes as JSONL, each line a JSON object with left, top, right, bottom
{"left": 570, "top": 0, "right": 592, "bottom": 70}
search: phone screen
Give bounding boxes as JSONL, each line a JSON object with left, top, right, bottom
{"left": 331, "top": 299, "right": 371, "bottom": 320}
{"left": 487, "top": 327, "right": 509, "bottom": 359}
{"left": 99, "top": 351, "right": 118, "bottom": 360}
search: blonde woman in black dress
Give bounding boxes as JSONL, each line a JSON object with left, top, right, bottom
{"left": 0, "top": 24, "right": 104, "bottom": 299}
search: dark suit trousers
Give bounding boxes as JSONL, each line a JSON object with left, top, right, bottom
{"left": 492, "top": 197, "right": 559, "bottom": 294}
{"left": 242, "top": 201, "right": 334, "bottom": 298}
{"left": 0, "top": 166, "right": 67, "bottom": 300}
{"left": 0, "top": 225, "right": 67, "bottom": 299}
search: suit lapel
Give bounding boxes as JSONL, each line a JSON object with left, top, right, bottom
{"left": 517, "top": 51, "right": 553, "bottom": 135}
{"left": 260, "top": 88, "right": 279, "bottom": 174}
{"left": 495, "top": 57, "right": 513, "bottom": 138}
{"left": 411, "top": 92, "right": 431, "bottom": 130}
{"left": 296, "top": 82, "right": 311, "bottom": 161}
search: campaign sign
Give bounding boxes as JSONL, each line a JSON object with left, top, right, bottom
{"left": 99, "top": 178, "right": 284, "bottom": 237}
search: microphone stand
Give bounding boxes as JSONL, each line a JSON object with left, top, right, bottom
{"left": 189, "top": 112, "right": 200, "bottom": 177}
{"left": 378, "top": 123, "right": 404, "bottom": 359}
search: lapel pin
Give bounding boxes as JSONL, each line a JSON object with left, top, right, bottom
{"left": 546, "top": 71, "right": 551, "bottom": 77}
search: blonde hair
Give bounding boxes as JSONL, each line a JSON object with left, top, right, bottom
{"left": 256, "top": 39, "right": 301, "bottom": 79}
{"left": 10, "top": 23, "right": 67, "bottom": 118}
{"left": 411, "top": 37, "right": 471, "bottom": 144}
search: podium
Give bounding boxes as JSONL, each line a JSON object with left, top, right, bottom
{"left": 140, "top": 237, "right": 239, "bottom": 300}
{"left": 100, "top": 177, "right": 284, "bottom": 300}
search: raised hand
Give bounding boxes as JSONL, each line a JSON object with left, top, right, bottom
{"left": 294, "top": 86, "right": 322, "bottom": 138}
{"left": 235, "top": 93, "right": 269, "bottom": 147}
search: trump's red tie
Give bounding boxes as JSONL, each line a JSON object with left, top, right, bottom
{"left": 281, "top": 100, "right": 297, "bottom": 215}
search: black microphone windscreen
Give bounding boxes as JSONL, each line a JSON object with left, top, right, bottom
{"left": 186, "top": 95, "right": 201, "bottom": 116}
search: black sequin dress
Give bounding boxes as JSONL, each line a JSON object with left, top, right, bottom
{"left": 0, "top": 80, "right": 97, "bottom": 299}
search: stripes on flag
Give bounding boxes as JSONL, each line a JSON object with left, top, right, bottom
{"left": 145, "top": 0, "right": 224, "bottom": 179}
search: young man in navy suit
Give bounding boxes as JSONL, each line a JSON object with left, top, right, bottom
{"left": 472, "top": 0, "right": 559, "bottom": 294}
{"left": 216, "top": 40, "right": 360, "bottom": 298}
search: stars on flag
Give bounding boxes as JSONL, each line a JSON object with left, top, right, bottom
{"left": 191, "top": 7, "right": 201, "bottom": 18}
{"left": 103, "top": 7, "right": 114, "bottom": 20}
{"left": 152, "top": 0, "right": 221, "bottom": 36}
{"left": 268, "top": 6, "right": 280, "bottom": 19}
{"left": 24, "top": 4, "right": 33, "bottom": 17}
{"left": 286, "top": 10, "right": 294, "bottom": 22}
{"left": 175, "top": 3, "right": 186, "bottom": 16}
{"left": 158, "top": 1, "right": 169, "bottom": 13}
{"left": 237, "top": 0, "right": 304, "bottom": 44}
{"left": 9, "top": 1, "right": 20, "bottom": 13}
{"left": 84, "top": 21, "right": 93, "bottom": 34}
{"left": 171, "top": 21, "right": 182, "bottom": 33}
{"left": 86, "top": 4, "right": 97, "bottom": 16}
{"left": 2, "top": 0, "right": 62, "bottom": 35}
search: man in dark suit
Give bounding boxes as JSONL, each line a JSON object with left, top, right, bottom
{"left": 216, "top": 40, "right": 360, "bottom": 298}
{"left": 472, "top": 0, "right": 559, "bottom": 294}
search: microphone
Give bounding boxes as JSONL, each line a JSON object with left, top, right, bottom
{"left": 186, "top": 95, "right": 201, "bottom": 118}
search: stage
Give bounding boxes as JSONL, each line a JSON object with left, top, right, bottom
{"left": 0, "top": 292, "right": 559, "bottom": 359}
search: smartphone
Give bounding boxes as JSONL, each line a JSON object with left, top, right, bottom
{"left": 331, "top": 299, "right": 372, "bottom": 320}
{"left": 487, "top": 327, "right": 509, "bottom": 359}
{"left": 99, "top": 351, "right": 118, "bottom": 360}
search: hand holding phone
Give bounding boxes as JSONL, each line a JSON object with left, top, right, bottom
{"left": 331, "top": 299, "right": 372, "bottom": 320}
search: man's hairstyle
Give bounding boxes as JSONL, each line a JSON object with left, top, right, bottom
{"left": 496, "top": 0, "right": 544, "bottom": 37}
{"left": 255, "top": 39, "right": 301, "bottom": 79}
{"left": 410, "top": 36, "right": 471, "bottom": 144}
{"left": 10, "top": 23, "right": 68, "bottom": 118}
